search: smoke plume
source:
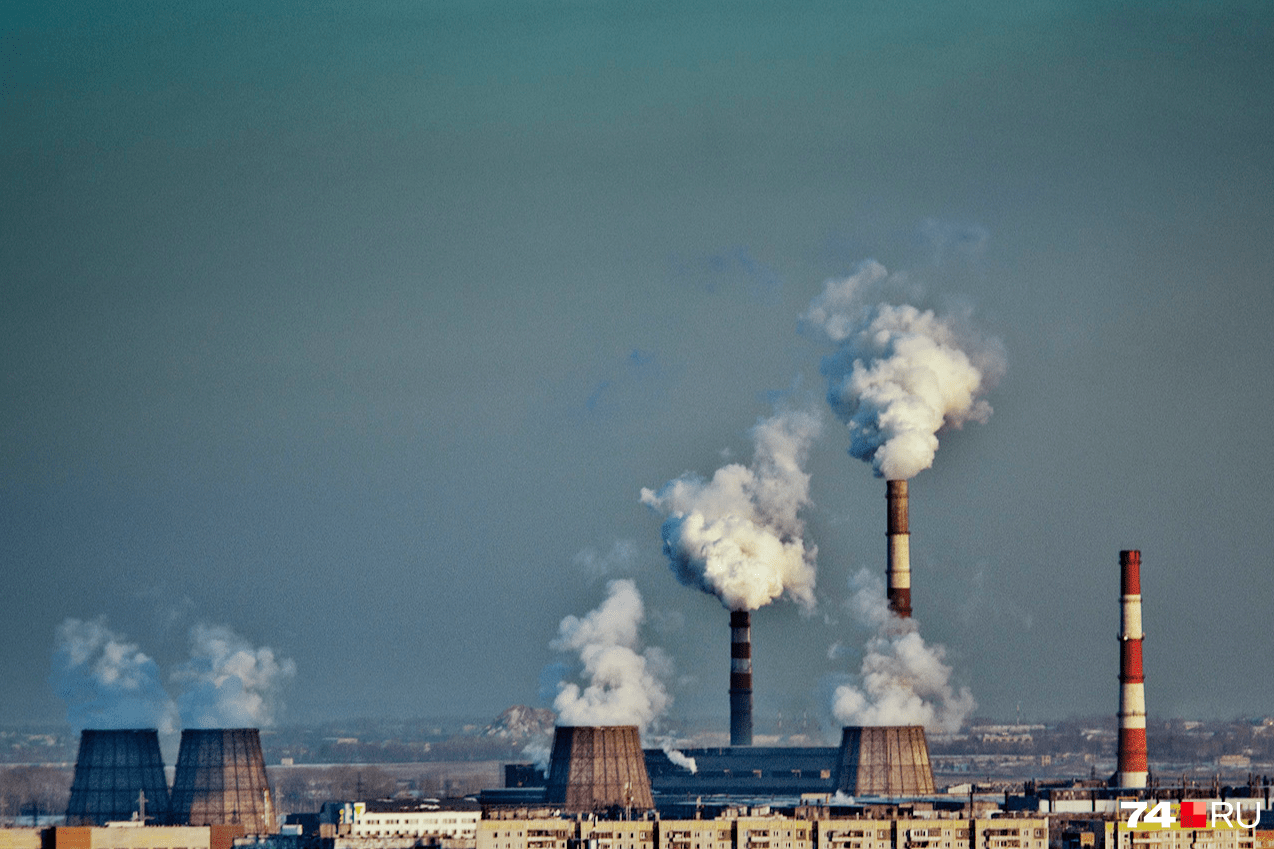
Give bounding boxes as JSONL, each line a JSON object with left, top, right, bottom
{"left": 640, "top": 408, "right": 821, "bottom": 612}
{"left": 52, "top": 618, "right": 295, "bottom": 730}
{"left": 550, "top": 579, "right": 671, "bottom": 731}
{"left": 172, "top": 624, "right": 297, "bottom": 728}
{"left": 800, "top": 260, "right": 1005, "bottom": 480}
{"left": 661, "top": 741, "right": 698, "bottom": 773}
{"left": 830, "top": 570, "right": 975, "bottom": 733}
{"left": 51, "top": 618, "right": 179, "bottom": 734}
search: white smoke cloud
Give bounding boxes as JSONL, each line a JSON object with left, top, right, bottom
{"left": 550, "top": 579, "right": 671, "bottom": 731}
{"left": 800, "top": 260, "right": 1005, "bottom": 480}
{"left": 522, "top": 737, "right": 552, "bottom": 774}
{"left": 640, "top": 408, "right": 822, "bottom": 612}
{"left": 51, "top": 618, "right": 179, "bottom": 734}
{"left": 830, "top": 570, "right": 975, "bottom": 734}
{"left": 51, "top": 618, "right": 295, "bottom": 730}
{"left": 662, "top": 744, "right": 698, "bottom": 774}
{"left": 172, "top": 624, "right": 297, "bottom": 728}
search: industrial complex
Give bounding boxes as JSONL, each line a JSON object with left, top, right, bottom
{"left": 4, "top": 486, "right": 1271, "bottom": 849}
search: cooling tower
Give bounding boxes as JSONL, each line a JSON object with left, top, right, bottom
{"left": 170, "top": 728, "right": 275, "bottom": 833}
{"left": 833, "top": 726, "right": 935, "bottom": 797}
{"left": 544, "top": 726, "right": 654, "bottom": 813}
{"left": 729, "top": 610, "right": 753, "bottom": 746}
{"left": 1116, "top": 549, "right": 1148, "bottom": 788}
{"left": 65, "top": 729, "right": 172, "bottom": 825}
{"left": 886, "top": 480, "right": 912, "bottom": 618}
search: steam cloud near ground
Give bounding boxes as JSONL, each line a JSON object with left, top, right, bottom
{"left": 52, "top": 618, "right": 295, "bottom": 731}
{"left": 801, "top": 260, "right": 1005, "bottom": 480}
{"left": 548, "top": 579, "right": 672, "bottom": 731}
{"left": 640, "top": 409, "right": 822, "bottom": 612}
{"left": 830, "top": 570, "right": 975, "bottom": 733}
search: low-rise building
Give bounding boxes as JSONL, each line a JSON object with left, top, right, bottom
{"left": 477, "top": 818, "right": 572, "bottom": 849}
{"left": 578, "top": 819, "right": 654, "bottom": 849}
{"left": 655, "top": 820, "right": 733, "bottom": 849}
{"left": 329, "top": 801, "right": 480, "bottom": 849}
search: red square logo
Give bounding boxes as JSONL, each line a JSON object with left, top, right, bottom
{"left": 1180, "top": 800, "right": 1207, "bottom": 828}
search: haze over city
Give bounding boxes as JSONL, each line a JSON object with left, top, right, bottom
{"left": 3, "top": 0, "right": 1272, "bottom": 737}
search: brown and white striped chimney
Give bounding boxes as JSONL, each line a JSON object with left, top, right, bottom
{"left": 729, "top": 610, "right": 753, "bottom": 746}
{"left": 886, "top": 480, "right": 912, "bottom": 618}
{"left": 1117, "top": 549, "right": 1148, "bottom": 788}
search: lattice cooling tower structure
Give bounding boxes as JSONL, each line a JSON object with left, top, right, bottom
{"left": 66, "top": 729, "right": 172, "bottom": 825}
{"left": 544, "top": 726, "right": 654, "bottom": 813}
{"left": 170, "top": 728, "right": 275, "bottom": 832}
{"left": 833, "top": 726, "right": 935, "bottom": 797}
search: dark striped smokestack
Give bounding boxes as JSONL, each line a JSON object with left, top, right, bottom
{"left": 886, "top": 479, "right": 912, "bottom": 618}
{"left": 1116, "top": 549, "right": 1148, "bottom": 788}
{"left": 729, "top": 610, "right": 752, "bottom": 746}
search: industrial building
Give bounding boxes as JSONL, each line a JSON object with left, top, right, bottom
{"left": 497, "top": 726, "right": 935, "bottom": 805}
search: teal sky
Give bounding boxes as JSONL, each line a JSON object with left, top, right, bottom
{"left": 4, "top": 1, "right": 1272, "bottom": 731}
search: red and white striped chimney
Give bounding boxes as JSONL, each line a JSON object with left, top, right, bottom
{"left": 1116, "top": 549, "right": 1148, "bottom": 788}
{"left": 886, "top": 480, "right": 912, "bottom": 618}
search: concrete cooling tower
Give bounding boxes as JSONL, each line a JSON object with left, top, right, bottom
{"left": 544, "top": 726, "right": 654, "bottom": 813}
{"left": 833, "top": 726, "right": 935, "bottom": 797}
{"left": 66, "top": 729, "right": 172, "bottom": 825}
{"left": 170, "top": 728, "right": 275, "bottom": 833}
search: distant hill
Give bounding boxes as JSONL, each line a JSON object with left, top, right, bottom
{"left": 484, "top": 706, "right": 555, "bottom": 739}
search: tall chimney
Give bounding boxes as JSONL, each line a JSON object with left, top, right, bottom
{"left": 729, "top": 610, "right": 752, "bottom": 746}
{"left": 886, "top": 480, "right": 912, "bottom": 618}
{"left": 1116, "top": 549, "right": 1148, "bottom": 788}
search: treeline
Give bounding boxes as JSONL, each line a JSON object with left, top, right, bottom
{"left": 0, "top": 765, "right": 71, "bottom": 825}
{"left": 928, "top": 717, "right": 1274, "bottom": 762}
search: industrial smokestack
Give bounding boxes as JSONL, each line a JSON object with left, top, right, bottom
{"left": 1116, "top": 550, "right": 1148, "bottom": 788}
{"left": 886, "top": 480, "right": 912, "bottom": 618}
{"left": 729, "top": 610, "right": 752, "bottom": 746}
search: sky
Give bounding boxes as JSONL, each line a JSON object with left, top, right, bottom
{"left": 3, "top": 0, "right": 1273, "bottom": 736}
